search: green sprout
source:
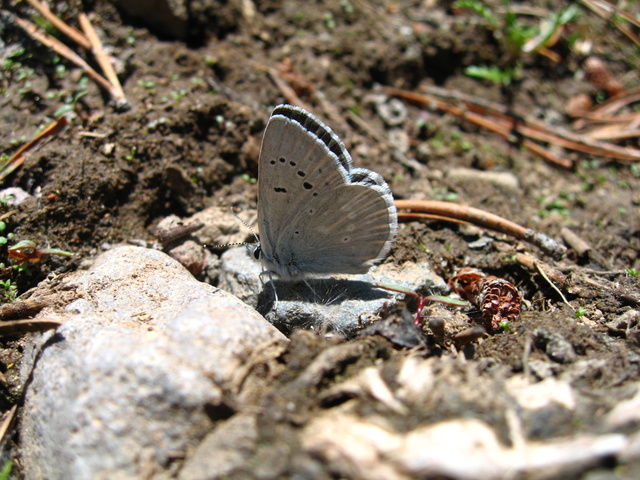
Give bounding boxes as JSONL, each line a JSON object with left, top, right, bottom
{"left": 414, "top": 117, "right": 428, "bottom": 130}
{"left": 15, "top": 66, "right": 35, "bottom": 82}
{"left": 454, "top": 0, "right": 581, "bottom": 86}
{"left": 241, "top": 173, "right": 257, "bottom": 185}
{"left": 323, "top": 12, "right": 336, "bottom": 30}
{"left": 429, "top": 134, "right": 445, "bottom": 149}
{"left": 376, "top": 283, "right": 470, "bottom": 326}
{"left": 3, "top": 46, "right": 26, "bottom": 72}
{"left": 464, "top": 65, "right": 521, "bottom": 87}
{"left": 7, "top": 241, "right": 73, "bottom": 274}
{"left": 538, "top": 197, "right": 570, "bottom": 218}
{"left": 497, "top": 320, "right": 510, "bottom": 331}
{"left": 340, "top": 0, "right": 354, "bottom": 14}
{"left": 52, "top": 89, "right": 88, "bottom": 118}
{"left": 501, "top": 254, "right": 517, "bottom": 266}
{"left": 54, "top": 63, "right": 66, "bottom": 79}
{"left": 626, "top": 268, "right": 639, "bottom": 277}
{"left": 170, "top": 89, "right": 188, "bottom": 101}
{"left": 574, "top": 306, "right": 588, "bottom": 318}
{"left": 139, "top": 79, "right": 156, "bottom": 90}
{"left": 125, "top": 146, "right": 137, "bottom": 161}
{"left": 0, "top": 279, "right": 18, "bottom": 303}
{"left": 432, "top": 187, "right": 460, "bottom": 202}
{"left": 0, "top": 220, "right": 15, "bottom": 245}
{"left": 0, "top": 460, "right": 12, "bottom": 480}
{"left": 126, "top": 30, "right": 136, "bottom": 45}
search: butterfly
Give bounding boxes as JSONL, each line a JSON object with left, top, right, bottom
{"left": 251, "top": 105, "right": 397, "bottom": 280}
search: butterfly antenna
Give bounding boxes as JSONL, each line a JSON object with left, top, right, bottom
{"left": 232, "top": 209, "right": 260, "bottom": 244}
{"left": 205, "top": 208, "right": 260, "bottom": 249}
{"left": 205, "top": 241, "right": 250, "bottom": 249}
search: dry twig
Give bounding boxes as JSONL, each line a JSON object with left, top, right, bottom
{"left": 268, "top": 68, "right": 313, "bottom": 112}
{"left": 14, "top": 7, "right": 127, "bottom": 106}
{"left": 268, "top": 66, "right": 351, "bottom": 134}
{"left": 0, "top": 318, "right": 62, "bottom": 336}
{"left": 560, "top": 227, "right": 592, "bottom": 257}
{"left": 515, "top": 253, "right": 569, "bottom": 288}
{"left": 385, "top": 86, "right": 640, "bottom": 165}
{"left": 1, "top": 115, "right": 69, "bottom": 181}
{"left": 25, "top": 0, "right": 91, "bottom": 50}
{"left": 15, "top": 17, "right": 117, "bottom": 98}
{"left": 580, "top": 0, "right": 640, "bottom": 48}
{"left": 395, "top": 199, "right": 566, "bottom": 259}
{"left": 0, "top": 405, "right": 18, "bottom": 446}
{"left": 0, "top": 297, "right": 51, "bottom": 320}
{"left": 78, "top": 13, "right": 126, "bottom": 104}
{"left": 569, "top": 88, "right": 640, "bottom": 144}
{"left": 534, "top": 261, "right": 572, "bottom": 309}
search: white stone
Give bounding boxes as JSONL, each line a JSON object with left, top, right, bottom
{"left": 20, "top": 246, "right": 287, "bottom": 480}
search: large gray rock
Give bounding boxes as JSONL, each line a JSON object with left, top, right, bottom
{"left": 20, "top": 246, "right": 287, "bottom": 480}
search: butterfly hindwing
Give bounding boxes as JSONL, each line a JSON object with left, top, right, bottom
{"left": 276, "top": 182, "right": 396, "bottom": 275}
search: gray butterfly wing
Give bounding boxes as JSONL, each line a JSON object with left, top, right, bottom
{"left": 270, "top": 104, "right": 353, "bottom": 171}
{"left": 258, "top": 112, "right": 349, "bottom": 275}
{"left": 274, "top": 178, "right": 396, "bottom": 275}
{"left": 257, "top": 105, "right": 397, "bottom": 278}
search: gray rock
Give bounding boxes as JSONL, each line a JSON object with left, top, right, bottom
{"left": 218, "top": 245, "right": 264, "bottom": 308}
{"left": 20, "top": 246, "right": 287, "bottom": 480}
{"left": 533, "top": 327, "right": 577, "bottom": 364}
{"left": 446, "top": 167, "right": 520, "bottom": 192}
{"left": 218, "top": 246, "right": 446, "bottom": 334}
{"left": 178, "top": 414, "right": 258, "bottom": 480}
{"left": 167, "top": 239, "right": 207, "bottom": 276}
{"left": 0, "top": 187, "right": 32, "bottom": 205}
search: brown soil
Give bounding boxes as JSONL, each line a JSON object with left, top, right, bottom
{"left": 1, "top": 0, "right": 640, "bottom": 478}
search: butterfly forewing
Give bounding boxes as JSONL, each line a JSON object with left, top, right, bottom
{"left": 271, "top": 105, "right": 353, "bottom": 171}
{"left": 258, "top": 115, "right": 348, "bottom": 271}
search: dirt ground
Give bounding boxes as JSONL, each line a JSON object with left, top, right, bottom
{"left": 1, "top": 0, "right": 640, "bottom": 478}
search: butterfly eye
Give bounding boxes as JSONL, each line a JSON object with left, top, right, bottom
{"left": 253, "top": 246, "right": 262, "bottom": 260}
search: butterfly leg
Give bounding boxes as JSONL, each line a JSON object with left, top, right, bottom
{"left": 258, "top": 269, "right": 279, "bottom": 312}
{"left": 302, "top": 278, "right": 320, "bottom": 301}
